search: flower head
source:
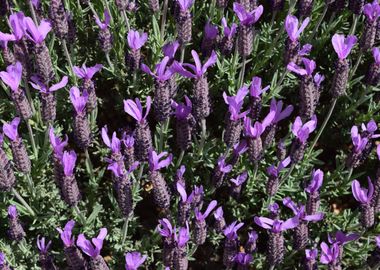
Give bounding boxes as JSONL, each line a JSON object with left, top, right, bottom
{"left": 291, "top": 115, "right": 318, "bottom": 143}
{"left": 305, "top": 248, "right": 318, "bottom": 262}
{"left": 125, "top": 252, "right": 147, "bottom": 270}
{"left": 350, "top": 125, "right": 368, "bottom": 153}
{"left": 204, "top": 20, "right": 218, "bottom": 40}
{"left": 283, "top": 197, "right": 324, "bottom": 222}
{"left": 30, "top": 76, "right": 68, "bottom": 94}
{"left": 270, "top": 99, "right": 294, "bottom": 124}
{"left": 8, "top": 205, "right": 18, "bottom": 218}
{"left": 76, "top": 228, "right": 108, "bottom": 258}
{"left": 221, "top": 18, "right": 237, "bottom": 39}
{"left": 177, "top": 182, "right": 193, "bottom": 204}
{"left": 305, "top": 169, "right": 324, "bottom": 194}
{"left": 172, "top": 50, "right": 217, "bottom": 79}
{"left": 267, "top": 157, "right": 291, "bottom": 178}
{"left": 101, "top": 126, "right": 121, "bottom": 154}
{"left": 3, "top": 117, "right": 21, "bottom": 142}
{"left": 94, "top": 9, "right": 111, "bottom": 30}
{"left": 314, "top": 73, "right": 325, "bottom": 88}
{"left": 148, "top": 150, "right": 172, "bottom": 171}
{"left": 70, "top": 87, "right": 89, "bottom": 114}
{"left": 163, "top": 41, "right": 180, "bottom": 59}
{"left": 254, "top": 216, "right": 299, "bottom": 233}
{"left": 49, "top": 127, "right": 68, "bottom": 156}
{"left": 287, "top": 57, "right": 316, "bottom": 76}
{"left": 61, "top": 150, "right": 77, "bottom": 177}
{"left": 298, "top": 43, "right": 313, "bottom": 56}
{"left": 233, "top": 3, "right": 264, "bottom": 26}
{"left": 234, "top": 252, "right": 253, "bottom": 266}
{"left": 320, "top": 242, "right": 340, "bottom": 265}
{"left": 332, "top": 34, "right": 357, "bottom": 60}
{"left": 223, "top": 221, "right": 244, "bottom": 240}
{"left": 268, "top": 202, "right": 280, "bottom": 215}
{"left": 233, "top": 140, "right": 248, "bottom": 156}
{"left": 37, "top": 236, "right": 52, "bottom": 254}
{"left": 195, "top": 200, "right": 217, "bottom": 221}
{"left": 0, "top": 62, "right": 23, "bottom": 92}
{"left": 23, "top": 17, "right": 51, "bottom": 44}
{"left": 363, "top": 0, "right": 380, "bottom": 22}
{"left": 244, "top": 111, "right": 276, "bottom": 138}
{"left": 214, "top": 206, "right": 224, "bottom": 220}
{"left": 171, "top": 96, "right": 192, "bottom": 120}
{"left": 127, "top": 30, "right": 148, "bottom": 50}
{"left": 57, "top": 220, "right": 76, "bottom": 247}
{"left": 328, "top": 231, "right": 360, "bottom": 246}
{"left": 223, "top": 86, "right": 249, "bottom": 121}
{"left": 157, "top": 218, "right": 174, "bottom": 239}
{"left": 216, "top": 156, "right": 232, "bottom": 173}
{"left": 123, "top": 96, "right": 151, "bottom": 123}
{"left": 230, "top": 171, "right": 248, "bottom": 187}
{"left": 285, "top": 15, "right": 310, "bottom": 42}
{"left": 174, "top": 222, "right": 190, "bottom": 247}
{"left": 0, "top": 252, "right": 6, "bottom": 266}
{"left": 141, "top": 56, "right": 174, "bottom": 81}
{"left": 249, "top": 76, "right": 269, "bottom": 99}
{"left": 73, "top": 63, "right": 103, "bottom": 80}
{"left": 352, "top": 178, "right": 374, "bottom": 204}
{"left": 0, "top": 12, "right": 25, "bottom": 42}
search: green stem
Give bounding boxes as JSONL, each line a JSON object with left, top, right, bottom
{"left": 73, "top": 204, "right": 86, "bottom": 225}
{"left": 351, "top": 51, "right": 363, "bottom": 79}
{"left": 122, "top": 10, "right": 130, "bottom": 31}
{"left": 311, "top": 4, "right": 329, "bottom": 39}
{"left": 268, "top": 265, "right": 275, "bottom": 270}
{"left": 26, "top": 120, "right": 38, "bottom": 158}
{"left": 28, "top": 0, "right": 39, "bottom": 24}
{"left": 279, "top": 163, "right": 295, "bottom": 186}
{"left": 238, "top": 56, "right": 246, "bottom": 88}
{"left": 158, "top": 118, "right": 170, "bottom": 152}
{"left": 270, "top": 11, "right": 277, "bottom": 29}
{"left": 209, "top": 0, "right": 216, "bottom": 19}
{"left": 345, "top": 168, "right": 353, "bottom": 184}
{"left": 160, "top": 0, "right": 169, "bottom": 38}
{"left": 88, "top": 2, "right": 97, "bottom": 16}
{"left": 24, "top": 82, "right": 36, "bottom": 114}
{"left": 137, "top": 163, "right": 145, "bottom": 181}
{"left": 105, "top": 52, "right": 114, "bottom": 70}
{"left": 25, "top": 173, "right": 35, "bottom": 197}
{"left": 276, "top": 70, "right": 288, "bottom": 90}
{"left": 85, "top": 149, "right": 95, "bottom": 180}
{"left": 180, "top": 46, "right": 186, "bottom": 63}
{"left": 199, "top": 119, "right": 207, "bottom": 155}
{"left": 122, "top": 218, "right": 130, "bottom": 245}
{"left": 349, "top": 14, "right": 359, "bottom": 36}
{"left": 176, "top": 150, "right": 185, "bottom": 168}
{"left": 12, "top": 188, "right": 36, "bottom": 217}
{"left": 62, "top": 40, "right": 76, "bottom": 83}
{"left": 305, "top": 98, "right": 337, "bottom": 158}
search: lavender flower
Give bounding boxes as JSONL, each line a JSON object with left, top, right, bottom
{"left": 254, "top": 215, "right": 299, "bottom": 267}
{"left": 290, "top": 115, "right": 317, "bottom": 163}
{"left": 211, "top": 156, "right": 233, "bottom": 188}
{"left": 0, "top": 132, "right": 16, "bottom": 191}
{"left": 163, "top": 40, "right": 180, "bottom": 62}
{"left": 248, "top": 76, "right": 269, "bottom": 121}
{"left": 30, "top": 76, "right": 67, "bottom": 122}
{"left": 305, "top": 169, "right": 323, "bottom": 215}
{"left": 49, "top": 0, "right": 69, "bottom": 39}
{"left": 77, "top": 228, "right": 109, "bottom": 270}
{"left": 194, "top": 200, "right": 217, "bottom": 245}
{"left": 0, "top": 252, "right": 10, "bottom": 270}
{"left": 366, "top": 47, "right": 380, "bottom": 85}
{"left": 148, "top": 150, "right": 172, "bottom": 210}
{"left": 218, "top": 18, "right": 237, "bottom": 56}
{"left": 328, "top": 230, "right": 360, "bottom": 262}
{"left": 223, "top": 86, "right": 249, "bottom": 147}
{"left": 244, "top": 231, "right": 258, "bottom": 253}
{"left": 49, "top": 127, "right": 68, "bottom": 194}
{"left": 158, "top": 219, "right": 176, "bottom": 268}
{"left": 230, "top": 139, "right": 248, "bottom": 165}
{"left": 266, "top": 157, "right": 291, "bottom": 196}
{"left": 320, "top": 242, "right": 340, "bottom": 269}
{"left": 331, "top": 34, "right": 357, "bottom": 98}
{"left": 24, "top": 17, "right": 54, "bottom": 84}
{"left": 223, "top": 221, "right": 244, "bottom": 268}
{"left": 37, "top": 236, "right": 57, "bottom": 270}
{"left": 73, "top": 63, "right": 103, "bottom": 112}
{"left": 60, "top": 150, "right": 81, "bottom": 206}
{"left": 173, "top": 223, "right": 190, "bottom": 270}
{"left": 0, "top": 40, "right": 15, "bottom": 66}
{"left": 352, "top": 178, "right": 375, "bottom": 228}
{"left": 94, "top": 9, "right": 112, "bottom": 53}
{"left": 172, "top": 96, "right": 195, "bottom": 151}
{"left": 126, "top": 29, "right": 148, "bottom": 72}
{"left": 233, "top": 3, "right": 263, "bottom": 57}
{"left": 304, "top": 248, "right": 318, "bottom": 270}
{"left": 125, "top": 252, "right": 147, "bottom": 270}
{"left": 201, "top": 21, "right": 218, "bottom": 56}
{"left": 175, "top": 0, "right": 193, "bottom": 44}
{"left": 213, "top": 206, "right": 226, "bottom": 232}
{"left": 122, "top": 133, "right": 135, "bottom": 169}
{"left": 124, "top": 97, "right": 153, "bottom": 161}
{"left": 7, "top": 205, "right": 25, "bottom": 241}
{"left": 283, "top": 197, "right": 324, "bottom": 250}
{"left": 173, "top": 50, "right": 217, "bottom": 120}
{"left": 0, "top": 62, "right": 32, "bottom": 120}
{"left": 70, "top": 87, "right": 91, "bottom": 149}
{"left": 284, "top": 15, "right": 310, "bottom": 64}
{"left": 230, "top": 171, "right": 248, "bottom": 199}
{"left": 360, "top": 1, "right": 380, "bottom": 51}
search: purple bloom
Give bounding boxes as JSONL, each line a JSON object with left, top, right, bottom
{"left": 223, "top": 86, "right": 249, "bottom": 120}
{"left": 298, "top": 43, "right": 312, "bottom": 56}
{"left": 254, "top": 216, "right": 299, "bottom": 233}
{"left": 106, "top": 160, "right": 124, "bottom": 178}
{"left": 332, "top": 34, "right": 357, "bottom": 60}
{"left": 244, "top": 111, "right": 276, "bottom": 138}
{"left": 101, "top": 126, "right": 121, "bottom": 153}
{"left": 157, "top": 218, "right": 174, "bottom": 238}
{"left": 267, "top": 157, "right": 291, "bottom": 178}
{"left": 30, "top": 76, "right": 68, "bottom": 94}
{"left": 127, "top": 30, "right": 148, "bottom": 50}
{"left": 163, "top": 40, "right": 180, "bottom": 59}
{"left": 23, "top": 17, "right": 52, "bottom": 44}
{"left": 247, "top": 231, "right": 258, "bottom": 243}
{"left": 314, "top": 73, "right": 325, "bottom": 88}
{"left": 148, "top": 150, "right": 172, "bottom": 171}
{"left": 305, "top": 169, "right": 324, "bottom": 194}
{"left": 285, "top": 15, "right": 310, "bottom": 42}
{"left": 221, "top": 18, "right": 237, "bottom": 39}
{"left": 0, "top": 62, "right": 22, "bottom": 92}
{"left": 305, "top": 248, "right": 318, "bottom": 261}
{"left": 351, "top": 125, "right": 369, "bottom": 153}
{"left": 57, "top": 220, "right": 76, "bottom": 247}
{"left": 376, "top": 236, "right": 380, "bottom": 248}
{"left": 123, "top": 133, "right": 135, "bottom": 148}
{"left": 3, "top": 117, "right": 21, "bottom": 142}
{"left": 372, "top": 47, "right": 380, "bottom": 64}
{"left": 174, "top": 222, "right": 190, "bottom": 247}
{"left": 172, "top": 50, "right": 217, "bottom": 79}
{"left": 287, "top": 57, "right": 316, "bottom": 76}
{"left": 230, "top": 171, "right": 248, "bottom": 187}
{"left": 268, "top": 203, "right": 280, "bottom": 215}
{"left": 177, "top": 0, "right": 194, "bottom": 10}
{"left": 204, "top": 20, "right": 218, "bottom": 40}
{"left": 352, "top": 178, "right": 374, "bottom": 204}
{"left": 141, "top": 56, "right": 174, "bottom": 81}
{"left": 214, "top": 206, "right": 224, "bottom": 220}
{"left": 37, "top": 236, "right": 52, "bottom": 254}
{"left": 76, "top": 228, "right": 108, "bottom": 258}
{"left": 0, "top": 12, "right": 25, "bottom": 42}
{"left": 223, "top": 221, "right": 244, "bottom": 240}
{"left": 328, "top": 231, "right": 360, "bottom": 245}
{"left": 73, "top": 63, "right": 103, "bottom": 80}
{"left": 70, "top": 87, "right": 89, "bottom": 114}
{"left": 0, "top": 252, "right": 6, "bottom": 266}
{"left": 123, "top": 96, "right": 151, "bottom": 123}
{"left": 233, "top": 3, "right": 264, "bottom": 26}
{"left": 8, "top": 205, "right": 18, "bottom": 218}
{"left": 291, "top": 115, "right": 318, "bottom": 143}
{"left": 125, "top": 252, "right": 147, "bottom": 270}
{"left": 363, "top": 0, "right": 380, "bottom": 22}
{"left": 283, "top": 197, "right": 324, "bottom": 222}
{"left": 233, "top": 139, "right": 248, "bottom": 156}
{"left": 49, "top": 127, "right": 68, "bottom": 156}
{"left": 195, "top": 200, "right": 217, "bottom": 221}
{"left": 270, "top": 99, "right": 294, "bottom": 124}
{"left": 234, "top": 252, "right": 253, "bottom": 265}
{"left": 216, "top": 156, "right": 233, "bottom": 173}
{"left": 62, "top": 150, "right": 77, "bottom": 177}
{"left": 177, "top": 182, "right": 193, "bottom": 204}
{"left": 31, "top": 0, "right": 40, "bottom": 8}
{"left": 320, "top": 242, "right": 340, "bottom": 265}
{"left": 249, "top": 76, "right": 269, "bottom": 98}
{"left": 94, "top": 9, "right": 111, "bottom": 30}
{"left": 377, "top": 144, "right": 380, "bottom": 160}
{"left": 171, "top": 96, "right": 192, "bottom": 120}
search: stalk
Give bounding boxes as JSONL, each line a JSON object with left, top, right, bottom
{"left": 209, "top": 0, "right": 216, "bottom": 19}
{"left": 351, "top": 51, "right": 363, "bottom": 79}
{"left": 345, "top": 168, "right": 353, "bottom": 184}
{"left": 24, "top": 82, "right": 36, "bottom": 114}
{"left": 279, "top": 163, "right": 295, "bottom": 186}
{"left": 160, "top": 0, "right": 169, "bottom": 38}
{"left": 349, "top": 14, "right": 359, "bottom": 35}
{"left": 122, "top": 10, "right": 130, "bottom": 31}
{"left": 238, "top": 56, "right": 247, "bottom": 88}
{"left": 105, "top": 52, "right": 114, "bottom": 70}
{"left": 180, "top": 46, "right": 186, "bottom": 63}
{"left": 73, "top": 204, "right": 86, "bottom": 225}
{"left": 26, "top": 120, "right": 38, "bottom": 158}
{"left": 176, "top": 150, "right": 185, "bottom": 168}
{"left": 12, "top": 188, "right": 36, "bottom": 217}
{"left": 62, "top": 40, "right": 77, "bottom": 84}
{"left": 122, "top": 217, "right": 130, "bottom": 245}
{"left": 25, "top": 173, "right": 35, "bottom": 197}
{"left": 85, "top": 149, "right": 95, "bottom": 180}
{"left": 310, "top": 4, "right": 329, "bottom": 39}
